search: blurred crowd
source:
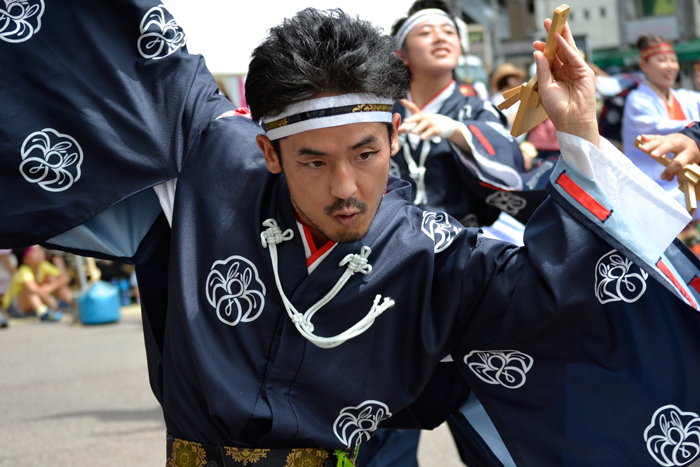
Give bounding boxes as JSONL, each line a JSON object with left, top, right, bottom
{"left": 0, "top": 247, "right": 138, "bottom": 328}
{"left": 485, "top": 32, "right": 700, "bottom": 253}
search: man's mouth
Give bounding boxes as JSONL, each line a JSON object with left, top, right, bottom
{"left": 333, "top": 211, "right": 360, "bottom": 227}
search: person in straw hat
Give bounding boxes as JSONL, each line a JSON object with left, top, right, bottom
{"left": 489, "top": 63, "right": 527, "bottom": 130}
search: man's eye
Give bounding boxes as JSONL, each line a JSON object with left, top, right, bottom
{"left": 307, "top": 161, "right": 324, "bottom": 168}
{"left": 358, "top": 150, "right": 379, "bottom": 161}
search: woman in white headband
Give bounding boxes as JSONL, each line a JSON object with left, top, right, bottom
{"left": 386, "top": 1, "right": 537, "bottom": 255}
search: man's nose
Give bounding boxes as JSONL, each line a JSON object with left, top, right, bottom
{"left": 329, "top": 163, "right": 358, "bottom": 201}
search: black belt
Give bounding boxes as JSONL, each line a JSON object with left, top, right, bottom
{"left": 166, "top": 434, "right": 358, "bottom": 467}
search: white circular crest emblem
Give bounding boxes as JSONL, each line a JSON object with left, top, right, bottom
{"left": 20, "top": 128, "right": 83, "bottom": 192}
{"left": 464, "top": 350, "right": 534, "bottom": 389}
{"left": 137, "top": 5, "right": 186, "bottom": 60}
{"left": 645, "top": 405, "right": 700, "bottom": 466}
{"left": 333, "top": 400, "right": 392, "bottom": 451}
{"left": 0, "top": 0, "right": 44, "bottom": 43}
{"left": 421, "top": 211, "right": 463, "bottom": 253}
{"left": 486, "top": 191, "right": 527, "bottom": 216}
{"left": 206, "top": 255, "right": 266, "bottom": 327}
{"left": 595, "top": 249, "right": 648, "bottom": 305}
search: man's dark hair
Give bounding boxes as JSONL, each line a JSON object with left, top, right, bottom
{"left": 246, "top": 8, "right": 410, "bottom": 123}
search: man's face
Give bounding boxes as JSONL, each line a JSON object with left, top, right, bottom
{"left": 257, "top": 115, "right": 400, "bottom": 244}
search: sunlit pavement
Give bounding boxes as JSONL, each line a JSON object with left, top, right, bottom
{"left": 0, "top": 305, "right": 462, "bottom": 466}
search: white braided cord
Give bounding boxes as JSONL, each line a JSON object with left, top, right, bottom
{"left": 260, "top": 219, "right": 394, "bottom": 348}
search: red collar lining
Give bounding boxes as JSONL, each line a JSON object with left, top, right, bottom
{"left": 409, "top": 79, "right": 456, "bottom": 112}
{"left": 294, "top": 215, "right": 337, "bottom": 268}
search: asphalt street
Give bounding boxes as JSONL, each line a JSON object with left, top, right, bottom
{"left": 0, "top": 306, "right": 463, "bottom": 467}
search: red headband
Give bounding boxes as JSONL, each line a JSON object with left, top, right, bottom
{"left": 22, "top": 245, "right": 37, "bottom": 261}
{"left": 640, "top": 42, "right": 675, "bottom": 61}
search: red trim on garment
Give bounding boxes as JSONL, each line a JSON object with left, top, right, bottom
{"left": 657, "top": 259, "right": 697, "bottom": 309}
{"left": 469, "top": 125, "right": 496, "bottom": 155}
{"left": 307, "top": 241, "right": 335, "bottom": 268}
{"left": 479, "top": 181, "right": 505, "bottom": 191}
{"left": 217, "top": 108, "right": 252, "bottom": 119}
{"left": 297, "top": 220, "right": 336, "bottom": 269}
{"left": 409, "top": 80, "right": 456, "bottom": 112}
{"left": 687, "top": 122, "right": 697, "bottom": 128}
{"left": 689, "top": 276, "right": 700, "bottom": 295}
{"left": 302, "top": 223, "right": 317, "bottom": 254}
{"left": 555, "top": 172, "right": 612, "bottom": 221}
{"left": 459, "top": 83, "right": 476, "bottom": 97}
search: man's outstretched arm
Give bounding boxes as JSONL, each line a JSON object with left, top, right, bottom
{"left": 0, "top": 1, "right": 234, "bottom": 250}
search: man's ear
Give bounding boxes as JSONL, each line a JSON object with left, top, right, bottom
{"left": 256, "top": 134, "right": 282, "bottom": 174}
{"left": 390, "top": 113, "right": 401, "bottom": 157}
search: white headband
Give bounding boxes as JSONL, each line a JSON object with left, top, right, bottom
{"left": 394, "top": 8, "right": 456, "bottom": 49}
{"left": 262, "top": 93, "right": 394, "bottom": 140}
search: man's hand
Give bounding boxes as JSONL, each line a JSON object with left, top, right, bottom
{"left": 533, "top": 20, "right": 598, "bottom": 147}
{"left": 637, "top": 133, "right": 700, "bottom": 181}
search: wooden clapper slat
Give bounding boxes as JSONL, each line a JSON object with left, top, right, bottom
{"left": 635, "top": 135, "right": 700, "bottom": 215}
{"left": 497, "top": 4, "right": 570, "bottom": 138}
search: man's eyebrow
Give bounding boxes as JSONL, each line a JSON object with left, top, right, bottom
{"left": 297, "top": 147, "right": 327, "bottom": 157}
{"left": 351, "top": 135, "right": 378, "bottom": 150}
{"left": 295, "top": 135, "right": 378, "bottom": 156}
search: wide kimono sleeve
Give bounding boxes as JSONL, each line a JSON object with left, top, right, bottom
{"left": 451, "top": 97, "right": 553, "bottom": 225}
{"left": 442, "top": 133, "right": 700, "bottom": 466}
{"left": 0, "top": 0, "right": 235, "bottom": 251}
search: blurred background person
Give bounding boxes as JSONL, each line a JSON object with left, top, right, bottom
{"left": 0, "top": 249, "right": 15, "bottom": 328}
{"left": 2, "top": 246, "right": 70, "bottom": 322}
{"left": 489, "top": 62, "right": 526, "bottom": 132}
{"left": 387, "top": 0, "right": 533, "bottom": 242}
{"left": 622, "top": 34, "right": 700, "bottom": 210}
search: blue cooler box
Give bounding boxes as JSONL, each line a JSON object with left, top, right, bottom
{"left": 78, "top": 281, "right": 121, "bottom": 324}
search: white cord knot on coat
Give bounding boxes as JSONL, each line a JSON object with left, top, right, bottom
{"left": 291, "top": 313, "right": 305, "bottom": 325}
{"left": 260, "top": 218, "right": 294, "bottom": 248}
{"left": 260, "top": 219, "right": 395, "bottom": 348}
{"left": 370, "top": 294, "right": 395, "bottom": 317}
{"left": 339, "top": 246, "right": 373, "bottom": 275}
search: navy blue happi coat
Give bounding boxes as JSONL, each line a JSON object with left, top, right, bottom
{"left": 2, "top": 2, "right": 700, "bottom": 466}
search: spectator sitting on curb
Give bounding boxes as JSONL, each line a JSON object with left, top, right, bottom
{"left": 2, "top": 246, "right": 71, "bottom": 322}
{"left": 0, "top": 249, "right": 16, "bottom": 328}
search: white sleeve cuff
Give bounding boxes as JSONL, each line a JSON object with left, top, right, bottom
{"left": 557, "top": 131, "right": 690, "bottom": 251}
